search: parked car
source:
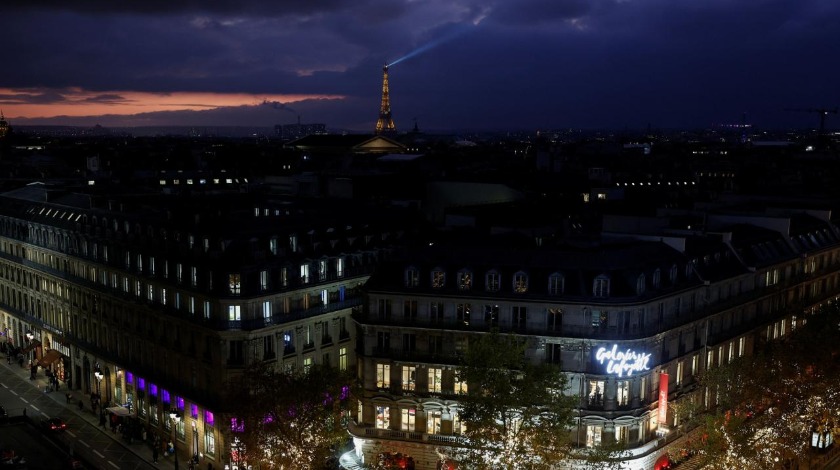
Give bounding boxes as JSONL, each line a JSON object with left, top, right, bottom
{"left": 40, "top": 417, "right": 67, "bottom": 432}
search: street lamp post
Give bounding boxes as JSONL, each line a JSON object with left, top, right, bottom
{"left": 170, "top": 411, "right": 180, "bottom": 470}
{"left": 94, "top": 370, "right": 104, "bottom": 423}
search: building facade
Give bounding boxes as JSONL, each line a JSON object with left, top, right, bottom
{"left": 0, "top": 181, "right": 407, "bottom": 468}
{"left": 350, "top": 209, "right": 840, "bottom": 469}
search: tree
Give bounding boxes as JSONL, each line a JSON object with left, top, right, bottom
{"left": 448, "top": 330, "right": 577, "bottom": 470}
{"left": 227, "top": 364, "right": 355, "bottom": 470}
{"left": 674, "top": 302, "right": 840, "bottom": 469}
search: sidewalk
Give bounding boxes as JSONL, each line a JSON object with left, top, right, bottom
{"left": 0, "top": 355, "right": 177, "bottom": 469}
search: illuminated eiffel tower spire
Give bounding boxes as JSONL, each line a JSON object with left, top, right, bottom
{"left": 375, "top": 65, "right": 396, "bottom": 135}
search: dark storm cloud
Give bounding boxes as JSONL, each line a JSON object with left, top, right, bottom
{"left": 5, "top": 0, "right": 345, "bottom": 16}
{"left": 2, "top": 0, "right": 839, "bottom": 130}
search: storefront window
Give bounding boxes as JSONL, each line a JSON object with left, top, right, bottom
{"left": 586, "top": 425, "right": 602, "bottom": 447}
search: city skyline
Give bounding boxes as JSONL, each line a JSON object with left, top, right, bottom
{"left": 3, "top": 0, "right": 840, "bottom": 132}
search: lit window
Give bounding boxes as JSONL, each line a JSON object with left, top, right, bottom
{"left": 513, "top": 271, "right": 528, "bottom": 293}
{"left": 300, "top": 263, "right": 309, "bottom": 284}
{"left": 376, "top": 363, "right": 391, "bottom": 388}
{"left": 428, "top": 368, "right": 442, "bottom": 393}
{"left": 401, "top": 408, "right": 416, "bottom": 432}
{"left": 457, "top": 270, "right": 472, "bottom": 290}
{"left": 402, "top": 366, "right": 416, "bottom": 391}
{"left": 228, "top": 274, "right": 241, "bottom": 295}
{"left": 228, "top": 305, "right": 241, "bottom": 321}
{"left": 431, "top": 269, "right": 445, "bottom": 288}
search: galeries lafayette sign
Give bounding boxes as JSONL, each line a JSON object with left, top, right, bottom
{"left": 595, "top": 344, "right": 652, "bottom": 377}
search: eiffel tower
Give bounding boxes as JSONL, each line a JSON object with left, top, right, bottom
{"left": 375, "top": 65, "right": 396, "bottom": 135}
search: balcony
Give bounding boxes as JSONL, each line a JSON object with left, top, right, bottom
{"left": 346, "top": 420, "right": 464, "bottom": 446}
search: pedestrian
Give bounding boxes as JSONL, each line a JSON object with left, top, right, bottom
{"left": 153, "top": 446, "right": 159, "bottom": 464}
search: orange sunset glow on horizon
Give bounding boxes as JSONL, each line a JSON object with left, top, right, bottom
{"left": 0, "top": 87, "right": 345, "bottom": 120}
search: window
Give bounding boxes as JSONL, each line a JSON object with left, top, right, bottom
{"left": 400, "top": 408, "right": 415, "bottom": 431}
{"left": 203, "top": 301, "right": 211, "bottom": 319}
{"left": 457, "top": 303, "right": 471, "bottom": 326}
{"left": 430, "top": 302, "right": 444, "bottom": 323}
{"left": 177, "top": 263, "right": 183, "bottom": 283}
{"left": 513, "top": 271, "right": 528, "bottom": 293}
{"left": 426, "top": 410, "right": 442, "bottom": 435}
{"left": 548, "top": 273, "right": 564, "bottom": 295}
{"left": 452, "top": 410, "right": 466, "bottom": 434}
{"left": 485, "top": 271, "right": 500, "bottom": 292}
{"left": 377, "top": 332, "right": 390, "bottom": 351}
{"left": 402, "top": 366, "right": 416, "bottom": 391}
{"left": 289, "top": 234, "right": 298, "bottom": 253}
{"left": 652, "top": 269, "right": 661, "bottom": 288}
{"left": 300, "top": 263, "right": 309, "bottom": 284}
{"left": 640, "top": 376, "right": 647, "bottom": 402}
{"left": 669, "top": 264, "right": 678, "bottom": 283}
{"left": 319, "top": 259, "right": 327, "bottom": 281}
{"left": 431, "top": 269, "right": 446, "bottom": 288}
{"left": 339, "top": 347, "right": 347, "bottom": 371}
{"left": 403, "top": 300, "right": 417, "bottom": 321}
{"left": 229, "top": 274, "right": 241, "bottom": 295}
{"left": 458, "top": 270, "right": 472, "bottom": 290}
{"left": 378, "top": 299, "right": 392, "bottom": 319}
{"left": 262, "top": 301, "right": 271, "bottom": 321}
{"left": 548, "top": 308, "right": 562, "bottom": 331}
{"left": 429, "top": 335, "right": 443, "bottom": 355}
{"left": 616, "top": 380, "right": 630, "bottom": 406}
{"left": 588, "top": 380, "right": 605, "bottom": 406}
{"left": 259, "top": 270, "right": 268, "bottom": 291}
{"left": 593, "top": 275, "right": 610, "bottom": 297}
{"left": 484, "top": 305, "right": 499, "bottom": 326}
{"left": 375, "top": 406, "right": 390, "bottom": 430}
{"left": 303, "top": 357, "right": 312, "bottom": 373}
{"left": 376, "top": 363, "right": 391, "bottom": 388}
{"left": 454, "top": 373, "right": 468, "bottom": 395}
{"left": 402, "top": 333, "right": 416, "bottom": 352}
{"left": 765, "top": 269, "right": 779, "bottom": 286}
{"left": 191, "top": 267, "right": 198, "bottom": 287}
{"left": 676, "top": 361, "right": 684, "bottom": 385}
{"left": 336, "top": 257, "right": 345, "bottom": 278}
{"left": 513, "top": 306, "right": 527, "bottom": 329}
{"left": 636, "top": 274, "right": 646, "bottom": 295}
{"left": 428, "top": 368, "right": 442, "bottom": 393}
{"left": 405, "top": 267, "right": 419, "bottom": 287}
{"left": 228, "top": 305, "right": 241, "bottom": 321}
{"left": 269, "top": 237, "right": 278, "bottom": 255}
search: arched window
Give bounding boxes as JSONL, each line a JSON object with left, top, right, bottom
{"left": 405, "top": 266, "right": 419, "bottom": 287}
{"left": 485, "top": 270, "right": 501, "bottom": 292}
{"left": 457, "top": 270, "right": 472, "bottom": 290}
{"left": 652, "top": 269, "right": 661, "bottom": 289}
{"left": 636, "top": 274, "right": 646, "bottom": 295}
{"left": 513, "top": 271, "right": 528, "bottom": 293}
{"left": 431, "top": 267, "right": 446, "bottom": 288}
{"left": 593, "top": 275, "right": 610, "bottom": 298}
{"left": 548, "top": 273, "right": 565, "bottom": 295}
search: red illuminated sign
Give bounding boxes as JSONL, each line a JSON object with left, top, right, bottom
{"left": 658, "top": 372, "right": 669, "bottom": 427}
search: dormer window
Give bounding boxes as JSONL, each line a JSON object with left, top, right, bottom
{"left": 685, "top": 260, "right": 695, "bottom": 278}
{"left": 652, "top": 269, "right": 661, "bottom": 289}
{"left": 636, "top": 274, "right": 646, "bottom": 295}
{"left": 593, "top": 275, "right": 610, "bottom": 298}
{"left": 431, "top": 269, "right": 446, "bottom": 288}
{"left": 548, "top": 273, "right": 565, "bottom": 295}
{"left": 457, "top": 270, "right": 472, "bottom": 290}
{"left": 669, "top": 264, "right": 678, "bottom": 284}
{"left": 405, "top": 267, "right": 419, "bottom": 288}
{"left": 513, "top": 271, "right": 528, "bottom": 293}
{"left": 486, "top": 270, "right": 501, "bottom": 292}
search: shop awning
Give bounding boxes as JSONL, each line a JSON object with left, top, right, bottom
{"left": 20, "top": 340, "right": 41, "bottom": 354}
{"left": 106, "top": 406, "right": 132, "bottom": 417}
{"left": 37, "top": 349, "right": 62, "bottom": 367}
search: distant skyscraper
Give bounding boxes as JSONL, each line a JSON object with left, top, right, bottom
{"left": 375, "top": 65, "right": 396, "bottom": 135}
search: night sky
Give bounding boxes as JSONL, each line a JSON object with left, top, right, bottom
{"left": 3, "top": 0, "right": 840, "bottom": 132}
